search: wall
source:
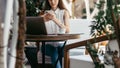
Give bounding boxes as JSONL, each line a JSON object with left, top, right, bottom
{"left": 67, "top": 19, "right": 92, "bottom": 45}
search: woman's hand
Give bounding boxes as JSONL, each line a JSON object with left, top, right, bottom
{"left": 43, "top": 11, "right": 56, "bottom": 22}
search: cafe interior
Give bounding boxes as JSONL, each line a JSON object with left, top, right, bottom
{"left": 1, "top": 0, "right": 120, "bottom": 68}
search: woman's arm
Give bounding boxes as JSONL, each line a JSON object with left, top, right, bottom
{"left": 63, "top": 10, "right": 70, "bottom": 33}
{"left": 52, "top": 10, "right": 70, "bottom": 33}
{"left": 43, "top": 10, "right": 70, "bottom": 33}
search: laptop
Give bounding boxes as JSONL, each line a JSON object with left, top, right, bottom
{"left": 26, "top": 17, "right": 47, "bottom": 35}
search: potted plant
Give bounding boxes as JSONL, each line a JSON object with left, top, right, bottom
{"left": 90, "top": 0, "right": 120, "bottom": 67}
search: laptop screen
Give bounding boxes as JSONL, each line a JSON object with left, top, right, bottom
{"left": 26, "top": 17, "right": 47, "bottom": 35}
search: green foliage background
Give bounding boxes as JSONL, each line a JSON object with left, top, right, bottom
{"left": 25, "top": 0, "right": 46, "bottom": 16}
{"left": 90, "top": 0, "right": 120, "bottom": 37}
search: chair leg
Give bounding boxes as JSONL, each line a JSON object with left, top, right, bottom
{"left": 35, "top": 42, "right": 40, "bottom": 52}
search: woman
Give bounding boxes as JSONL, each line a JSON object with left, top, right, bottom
{"left": 41, "top": 0, "right": 70, "bottom": 68}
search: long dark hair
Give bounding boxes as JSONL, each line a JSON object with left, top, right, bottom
{"left": 44, "top": 0, "right": 67, "bottom": 10}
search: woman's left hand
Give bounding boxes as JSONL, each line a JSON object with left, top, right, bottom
{"left": 47, "top": 11, "right": 56, "bottom": 20}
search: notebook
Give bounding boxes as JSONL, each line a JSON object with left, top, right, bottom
{"left": 26, "top": 17, "right": 47, "bottom": 35}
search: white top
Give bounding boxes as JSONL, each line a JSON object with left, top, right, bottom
{"left": 45, "top": 8, "right": 65, "bottom": 34}
{"left": 45, "top": 8, "right": 66, "bottom": 47}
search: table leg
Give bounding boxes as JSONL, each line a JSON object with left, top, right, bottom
{"left": 42, "top": 42, "right": 46, "bottom": 68}
{"left": 55, "top": 41, "right": 67, "bottom": 68}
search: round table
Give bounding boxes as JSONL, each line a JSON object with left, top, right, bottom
{"left": 26, "top": 34, "right": 80, "bottom": 68}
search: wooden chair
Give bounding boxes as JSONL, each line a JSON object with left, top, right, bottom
{"left": 64, "top": 34, "right": 115, "bottom": 68}
{"left": 64, "top": 18, "right": 120, "bottom": 67}
{"left": 64, "top": 6, "right": 120, "bottom": 67}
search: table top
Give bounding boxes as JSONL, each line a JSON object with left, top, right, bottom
{"left": 26, "top": 34, "right": 80, "bottom": 42}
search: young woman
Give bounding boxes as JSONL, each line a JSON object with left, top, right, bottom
{"left": 41, "top": 0, "right": 70, "bottom": 68}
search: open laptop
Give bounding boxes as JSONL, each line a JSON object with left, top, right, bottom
{"left": 26, "top": 17, "right": 47, "bottom": 35}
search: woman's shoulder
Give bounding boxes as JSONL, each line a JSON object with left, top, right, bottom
{"left": 64, "top": 9, "right": 69, "bottom": 13}
{"left": 62, "top": 9, "right": 70, "bottom": 18}
{"left": 62, "top": 9, "right": 69, "bottom": 16}
{"left": 59, "top": 9, "right": 69, "bottom": 14}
